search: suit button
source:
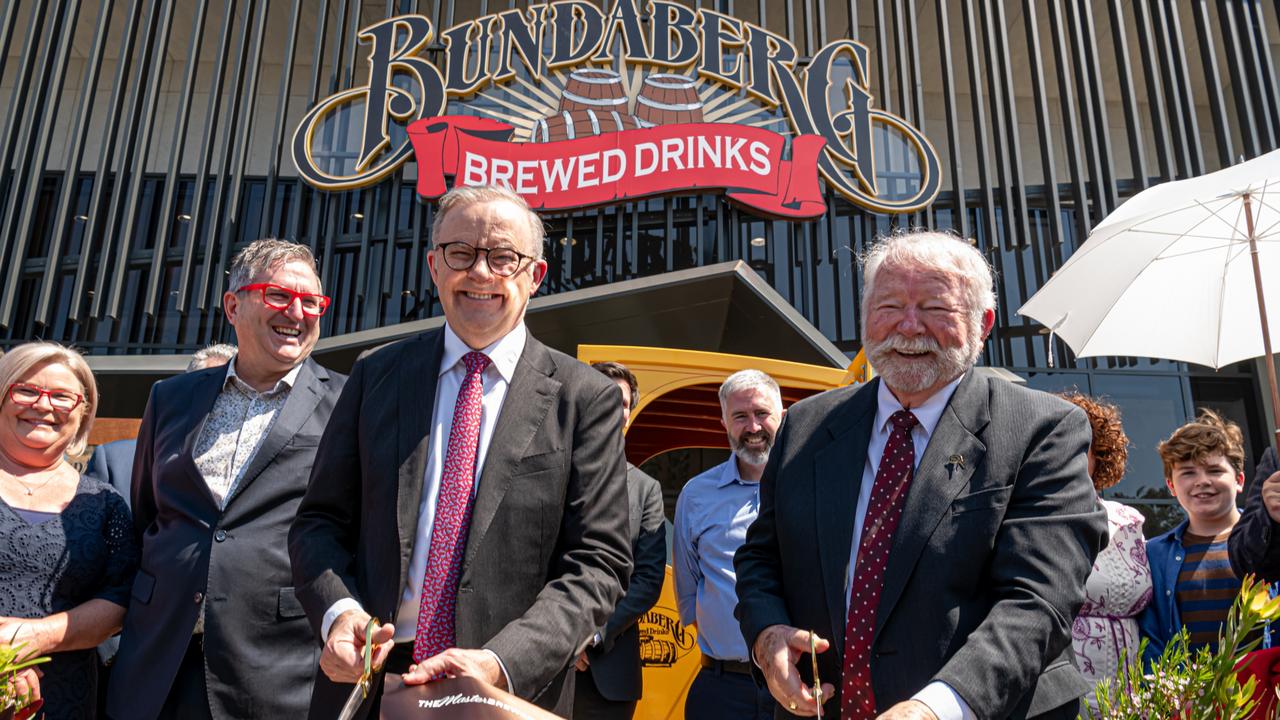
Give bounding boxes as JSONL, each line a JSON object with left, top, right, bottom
{"left": 214, "top": 530, "right": 227, "bottom": 542}
{"left": 194, "top": 592, "right": 204, "bottom": 604}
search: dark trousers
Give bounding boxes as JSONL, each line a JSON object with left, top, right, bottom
{"left": 684, "top": 665, "right": 774, "bottom": 720}
{"left": 156, "top": 635, "right": 213, "bottom": 720}
{"left": 573, "top": 669, "right": 636, "bottom": 720}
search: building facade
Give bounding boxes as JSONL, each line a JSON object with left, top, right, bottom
{"left": 2, "top": 0, "right": 1278, "bottom": 529}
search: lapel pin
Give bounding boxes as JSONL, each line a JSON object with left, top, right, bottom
{"left": 948, "top": 454, "right": 965, "bottom": 469}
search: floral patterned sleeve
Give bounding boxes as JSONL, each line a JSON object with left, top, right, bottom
{"left": 93, "top": 488, "right": 140, "bottom": 608}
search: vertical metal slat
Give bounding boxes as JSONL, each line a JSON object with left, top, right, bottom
{"left": 176, "top": 0, "right": 238, "bottom": 313}
{"left": 143, "top": 0, "right": 212, "bottom": 317}
{"left": 35, "top": 0, "right": 118, "bottom": 326}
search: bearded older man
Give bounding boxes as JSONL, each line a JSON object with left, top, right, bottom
{"left": 733, "top": 230, "right": 1107, "bottom": 720}
{"left": 674, "top": 369, "right": 785, "bottom": 720}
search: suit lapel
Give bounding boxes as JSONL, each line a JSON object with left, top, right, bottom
{"left": 181, "top": 368, "right": 230, "bottom": 510}
{"left": 874, "top": 373, "right": 988, "bottom": 639}
{"left": 815, "top": 380, "right": 877, "bottom": 652}
{"left": 397, "top": 331, "right": 445, "bottom": 589}
{"left": 463, "top": 335, "right": 558, "bottom": 572}
{"left": 224, "top": 359, "right": 326, "bottom": 506}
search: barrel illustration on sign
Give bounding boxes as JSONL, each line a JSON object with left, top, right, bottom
{"left": 530, "top": 70, "right": 702, "bottom": 143}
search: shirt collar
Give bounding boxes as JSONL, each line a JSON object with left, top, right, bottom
{"left": 224, "top": 355, "right": 303, "bottom": 396}
{"left": 440, "top": 322, "right": 526, "bottom": 383}
{"left": 874, "top": 373, "right": 965, "bottom": 440}
{"left": 715, "top": 456, "right": 750, "bottom": 488}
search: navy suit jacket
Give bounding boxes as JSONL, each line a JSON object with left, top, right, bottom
{"left": 84, "top": 439, "right": 137, "bottom": 501}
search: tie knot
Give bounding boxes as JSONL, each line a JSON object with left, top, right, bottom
{"left": 462, "top": 351, "right": 491, "bottom": 376}
{"left": 890, "top": 410, "right": 919, "bottom": 432}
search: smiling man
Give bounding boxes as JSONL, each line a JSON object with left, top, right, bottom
{"left": 289, "top": 184, "right": 632, "bottom": 719}
{"left": 733, "top": 230, "right": 1107, "bottom": 720}
{"left": 674, "top": 369, "right": 784, "bottom": 720}
{"left": 108, "top": 240, "right": 346, "bottom": 720}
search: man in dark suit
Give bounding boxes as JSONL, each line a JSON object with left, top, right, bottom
{"left": 88, "top": 343, "right": 233, "bottom": 716}
{"left": 1229, "top": 446, "right": 1280, "bottom": 579}
{"left": 574, "top": 361, "right": 667, "bottom": 719}
{"left": 289, "top": 184, "right": 632, "bottom": 719}
{"left": 734, "top": 230, "right": 1107, "bottom": 720}
{"left": 107, "top": 240, "right": 346, "bottom": 720}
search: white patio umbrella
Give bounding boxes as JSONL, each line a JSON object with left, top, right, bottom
{"left": 1017, "top": 149, "right": 1280, "bottom": 448}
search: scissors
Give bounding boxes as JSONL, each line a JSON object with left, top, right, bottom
{"left": 809, "top": 630, "right": 823, "bottom": 718}
{"left": 337, "top": 617, "right": 380, "bottom": 720}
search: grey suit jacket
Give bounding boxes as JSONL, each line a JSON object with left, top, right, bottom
{"left": 289, "top": 328, "right": 633, "bottom": 719}
{"left": 581, "top": 464, "right": 666, "bottom": 703}
{"left": 107, "top": 357, "right": 345, "bottom": 720}
{"left": 734, "top": 373, "right": 1107, "bottom": 719}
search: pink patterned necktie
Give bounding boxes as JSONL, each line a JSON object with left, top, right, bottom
{"left": 841, "top": 409, "right": 919, "bottom": 719}
{"left": 412, "top": 350, "right": 491, "bottom": 663}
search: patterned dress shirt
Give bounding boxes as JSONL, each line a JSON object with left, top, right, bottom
{"left": 192, "top": 359, "right": 301, "bottom": 507}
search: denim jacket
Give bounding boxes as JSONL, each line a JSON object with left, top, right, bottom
{"left": 1137, "top": 518, "right": 1274, "bottom": 667}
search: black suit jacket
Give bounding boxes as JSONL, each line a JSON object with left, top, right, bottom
{"left": 734, "top": 374, "right": 1107, "bottom": 719}
{"left": 580, "top": 464, "right": 666, "bottom": 703}
{"left": 289, "top": 328, "right": 633, "bottom": 719}
{"left": 1229, "top": 446, "right": 1280, "bottom": 580}
{"left": 107, "top": 358, "right": 345, "bottom": 720}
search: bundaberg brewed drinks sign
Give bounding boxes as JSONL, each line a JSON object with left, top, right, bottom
{"left": 292, "top": 0, "right": 941, "bottom": 219}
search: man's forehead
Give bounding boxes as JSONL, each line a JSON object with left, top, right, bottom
{"left": 439, "top": 199, "right": 532, "bottom": 245}
{"left": 724, "top": 387, "right": 779, "bottom": 410}
{"left": 258, "top": 260, "right": 320, "bottom": 289}
{"left": 875, "top": 261, "right": 962, "bottom": 289}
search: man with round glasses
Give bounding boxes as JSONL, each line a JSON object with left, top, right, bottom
{"left": 291, "top": 184, "right": 632, "bottom": 718}
{"left": 109, "top": 239, "right": 347, "bottom": 720}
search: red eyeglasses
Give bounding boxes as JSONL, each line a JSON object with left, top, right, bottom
{"left": 236, "top": 283, "right": 331, "bottom": 316}
{"left": 7, "top": 383, "right": 83, "bottom": 412}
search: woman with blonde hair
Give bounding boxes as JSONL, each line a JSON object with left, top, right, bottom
{"left": 1061, "top": 392, "right": 1152, "bottom": 713}
{"left": 0, "top": 342, "right": 137, "bottom": 719}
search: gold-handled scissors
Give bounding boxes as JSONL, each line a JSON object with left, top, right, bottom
{"left": 809, "top": 631, "right": 823, "bottom": 719}
{"left": 337, "top": 617, "right": 381, "bottom": 720}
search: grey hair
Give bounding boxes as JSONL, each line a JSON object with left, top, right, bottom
{"left": 227, "top": 239, "right": 320, "bottom": 294}
{"left": 0, "top": 341, "right": 98, "bottom": 457}
{"left": 430, "top": 185, "right": 546, "bottom": 259}
{"left": 186, "top": 343, "right": 237, "bottom": 373}
{"left": 859, "top": 229, "right": 997, "bottom": 330}
{"left": 718, "top": 369, "right": 782, "bottom": 410}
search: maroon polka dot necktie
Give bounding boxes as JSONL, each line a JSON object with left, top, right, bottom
{"left": 412, "top": 351, "right": 491, "bottom": 663}
{"left": 840, "top": 409, "right": 919, "bottom": 719}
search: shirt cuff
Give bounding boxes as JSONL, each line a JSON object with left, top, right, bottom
{"left": 321, "top": 598, "right": 365, "bottom": 642}
{"left": 483, "top": 649, "right": 513, "bottom": 692}
{"left": 912, "top": 681, "right": 976, "bottom": 720}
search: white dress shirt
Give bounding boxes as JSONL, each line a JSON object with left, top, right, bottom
{"left": 845, "top": 375, "right": 976, "bottom": 720}
{"left": 321, "top": 323, "right": 526, "bottom": 683}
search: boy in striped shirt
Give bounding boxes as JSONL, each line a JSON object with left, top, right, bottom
{"left": 1139, "top": 409, "right": 1248, "bottom": 664}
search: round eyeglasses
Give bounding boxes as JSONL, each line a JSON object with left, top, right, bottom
{"left": 7, "top": 383, "right": 83, "bottom": 412}
{"left": 236, "top": 283, "right": 331, "bottom": 316}
{"left": 436, "top": 242, "right": 537, "bottom": 277}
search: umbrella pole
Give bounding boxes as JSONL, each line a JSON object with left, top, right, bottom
{"left": 1244, "top": 192, "right": 1280, "bottom": 451}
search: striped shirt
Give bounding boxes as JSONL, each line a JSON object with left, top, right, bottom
{"left": 1176, "top": 530, "right": 1239, "bottom": 651}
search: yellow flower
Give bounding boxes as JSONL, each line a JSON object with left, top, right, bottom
{"left": 1248, "top": 586, "right": 1280, "bottom": 620}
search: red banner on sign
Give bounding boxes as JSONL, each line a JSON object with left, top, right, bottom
{"left": 406, "top": 115, "right": 828, "bottom": 219}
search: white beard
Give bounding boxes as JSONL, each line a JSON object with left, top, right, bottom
{"left": 865, "top": 327, "right": 981, "bottom": 396}
{"left": 729, "top": 432, "right": 772, "bottom": 467}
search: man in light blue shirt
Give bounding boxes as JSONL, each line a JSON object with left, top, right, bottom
{"left": 674, "top": 369, "right": 783, "bottom": 720}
